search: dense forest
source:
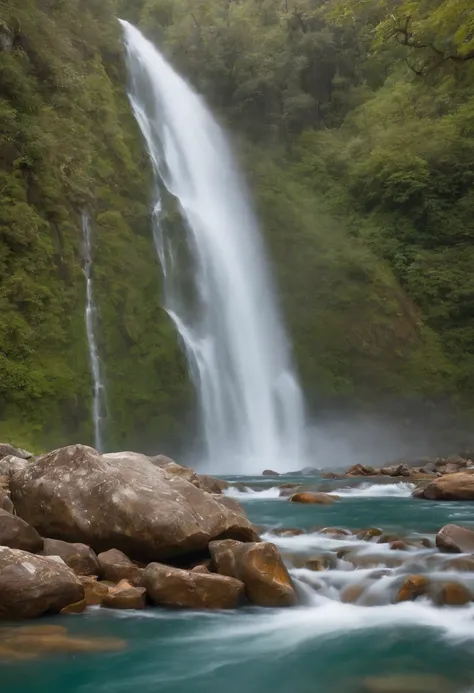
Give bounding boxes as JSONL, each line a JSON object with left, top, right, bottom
{"left": 0, "top": 0, "right": 473, "bottom": 452}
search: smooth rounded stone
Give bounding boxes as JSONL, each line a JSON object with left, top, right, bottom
{"left": 0, "top": 546, "right": 84, "bottom": 619}
{"left": 444, "top": 555, "right": 474, "bottom": 572}
{"left": 42, "top": 538, "right": 100, "bottom": 576}
{"left": 356, "top": 528, "right": 383, "bottom": 541}
{"left": 415, "top": 472, "right": 474, "bottom": 500}
{"left": 318, "top": 527, "right": 352, "bottom": 537}
{"left": 262, "top": 469, "right": 280, "bottom": 476}
{"left": 340, "top": 583, "right": 365, "bottom": 604}
{"left": 396, "top": 575, "right": 430, "bottom": 602}
{"left": 0, "top": 455, "right": 29, "bottom": 479}
{"left": 209, "top": 539, "right": 297, "bottom": 607}
{"left": 390, "top": 540, "right": 409, "bottom": 551}
{"left": 289, "top": 492, "right": 336, "bottom": 505}
{"left": 0, "top": 508, "right": 43, "bottom": 553}
{"left": 190, "top": 565, "right": 211, "bottom": 574}
{"left": 0, "top": 487, "right": 14, "bottom": 513}
{"left": 97, "top": 548, "right": 143, "bottom": 585}
{"left": 436, "top": 524, "right": 474, "bottom": 553}
{"left": 10, "top": 445, "right": 258, "bottom": 563}
{"left": 79, "top": 576, "right": 109, "bottom": 605}
{"left": 0, "top": 445, "right": 32, "bottom": 461}
{"left": 279, "top": 486, "right": 302, "bottom": 498}
{"left": 362, "top": 674, "right": 455, "bottom": 693}
{"left": 196, "top": 474, "right": 228, "bottom": 494}
{"left": 437, "top": 582, "right": 471, "bottom": 606}
{"left": 102, "top": 579, "right": 146, "bottom": 610}
{"left": 0, "top": 624, "right": 126, "bottom": 660}
{"left": 143, "top": 562, "right": 245, "bottom": 609}
{"left": 60, "top": 598, "right": 87, "bottom": 614}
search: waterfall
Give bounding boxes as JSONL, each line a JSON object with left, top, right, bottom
{"left": 82, "top": 213, "right": 106, "bottom": 452}
{"left": 120, "top": 21, "right": 306, "bottom": 474}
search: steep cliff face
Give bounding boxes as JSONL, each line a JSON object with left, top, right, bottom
{"left": 0, "top": 0, "right": 189, "bottom": 451}
{"left": 0, "top": 0, "right": 465, "bottom": 452}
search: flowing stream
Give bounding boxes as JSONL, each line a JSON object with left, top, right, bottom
{"left": 82, "top": 213, "right": 106, "bottom": 452}
{"left": 120, "top": 21, "right": 306, "bottom": 475}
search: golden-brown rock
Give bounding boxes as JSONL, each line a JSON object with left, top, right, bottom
{"left": 396, "top": 575, "right": 430, "bottom": 602}
{"left": 439, "top": 582, "right": 471, "bottom": 606}
{"left": 79, "top": 576, "right": 109, "bottom": 605}
{"left": 102, "top": 579, "right": 146, "bottom": 610}
{"left": 60, "top": 598, "right": 87, "bottom": 614}
{"left": 436, "top": 524, "right": 474, "bottom": 553}
{"left": 289, "top": 492, "right": 335, "bottom": 505}
{"left": 143, "top": 562, "right": 245, "bottom": 609}
{"left": 415, "top": 473, "right": 474, "bottom": 501}
{"left": 0, "top": 547, "right": 84, "bottom": 619}
{"left": 209, "top": 539, "right": 297, "bottom": 607}
{"left": 97, "top": 548, "right": 143, "bottom": 585}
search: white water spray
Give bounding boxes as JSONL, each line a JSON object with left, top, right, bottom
{"left": 120, "top": 21, "right": 306, "bottom": 474}
{"left": 82, "top": 213, "right": 106, "bottom": 452}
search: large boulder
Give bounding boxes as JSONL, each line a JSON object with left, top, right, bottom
{"left": 0, "top": 547, "right": 84, "bottom": 619}
{"left": 436, "top": 524, "right": 474, "bottom": 553}
{"left": 42, "top": 538, "right": 100, "bottom": 576}
{"left": 0, "top": 445, "right": 32, "bottom": 461}
{"left": 10, "top": 445, "right": 258, "bottom": 563}
{"left": 413, "top": 473, "right": 474, "bottom": 500}
{"left": 209, "top": 539, "right": 297, "bottom": 607}
{"left": 142, "top": 562, "right": 245, "bottom": 609}
{"left": 97, "top": 548, "right": 143, "bottom": 585}
{"left": 0, "top": 455, "right": 28, "bottom": 479}
{"left": 0, "top": 509, "right": 43, "bottom": 552}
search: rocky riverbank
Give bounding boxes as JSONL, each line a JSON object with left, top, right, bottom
{"left": 0, "top": 444, "right": 296, "bottom": 625}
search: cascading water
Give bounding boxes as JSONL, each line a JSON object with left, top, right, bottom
{"left": 120, "top": 21, "right": 306, "bottom": 474}
{"left": 82, "top": 213, "right": 106, "bottom": 452}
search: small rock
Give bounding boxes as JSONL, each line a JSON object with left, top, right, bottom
{"left": 78, "top": 576, "right": 109, "bottom": 606}
{"left": 143, "top": 562, "right": 245, "bottom": 609}
{"left": 60, "top": 599, "right": 87, "bottom": 614}
{"left": 318, "top": 527, "right": 351, "bottom": 537}
{"left": 0, "top": 445, "right": 32, "bottom": 461}
{"left": 98, "top": 549, "right": 143, "bottom": 585}
{"left": 436, "top": 524, "right": 474, "bottom": 553}
{"left": 102, "top": 579, "right": 146, "bottom": 610}
{"left": 396, "top": 575, "right": 430, "bottom": 602}
{"left": 390, "top": 540, "right": 408, "bottom": 551}
{"left": 340, "top": 584, "right": 365, "bottom": 604}
{"left": 289, "top": 492, "right": 335, "bottom": 505}
{"left": 269, "top": 527, "right": 305, "bottom": 537}
{"left": 42, "top": 538, "right": 99, "bottom": 576}
{"left": 439, "top": 582, "right": 471, "bottom": 606}
{"left": 356, "top": 528, "right": 383, "bottom": 541}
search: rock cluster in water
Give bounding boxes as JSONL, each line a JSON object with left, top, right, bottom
{"left": 0, "top": 443, "right": 296, "bottom": 629}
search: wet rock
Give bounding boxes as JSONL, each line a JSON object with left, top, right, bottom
{"left": 0, "top": 624, "right": 126, "bottom": 660}
{"left": 97, "top": 548, "right": 143, "bottom": 585}
{"left": 340, "top": 583, "right": 365, "bottom": 604}
{"left": 304, "top": 557, "right": 329, "bottom": 571}
{"left": 196, "top": 474, "right": 228, "bottom": 494}
{"left": 102, "top": 579, "right": 146, "bottom": 610}
{"left": 190, "top": 565, "right": 211, "bottom": 574}
{"left": 378, "top": 534, "right": 402, "bottom": 544}
{"left": 209, "top": 539, "right": 297, "bottom": 607}
{"left": 396, "top": 575, "right": 430, "bottom": 602}
{"left": 262, "top": 469, "right": 280, "bottom": 476}
{"left": 143, "top": 562, "right": 245, "bottom": 609}
{"left": 79, "top": 576, "right": 109, "bottom": 605}
{"left": 390, "top": 540, "right": 409, "bottom": 551}
{"left": 0, "top": 547, "right": 84, "bottom": 619}
{"left": 414, "top": 472, "right": 474, "bottom": 500}
{"left": 269, "top": 527, "right": 305, "bottom": 537}
{"left": 318, "top": 527, "right": 352, "bottom": 537}
{"left": 346, "top": 551, "right": 404, "bottom": 569}
{"left": 289, "top": 492, "right": 335, "bottom": 505}
{"left": 0, "top": 445, "right": 32, "bottom": 461}
{"left": 42, "top": 538, "right": 99, "bottom": 576}
{"left": 279, "top": 486, "right": 302, "bottom": 498}
{"left": 436, "top": 524, "right": 474, "bottom": 553}
{"left": 362, "top": 674, "right": 454, "bottom": 693}
{"left": 10, "top": 445, "right": 258, "bottom": 563}
{"left": 322, "top": 472, "right": 344, "bottom": 479}
{"left": 444, "top": 556, "right": 474, "bottom": 571}
{"left": 0, "top": 508, "right": 43, "bottom": 552}
{"left": 356, "top": 528, "right": 383, "bottom": 541}
{"left": 347, "top": 464, "right": 375, "bottom": 477}
{"left": 60, "top": 599, "right": 87, "bottom": 614}
{"left": 438, "top": 582, "right": 471, "bottom": 606}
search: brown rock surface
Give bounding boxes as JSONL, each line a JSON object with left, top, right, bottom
{"left": 0, "top": 455, "right": 28, "bottom": 479}
{"left": 10, "top": 445, "right": 258, "bottom": 563}
{"left": 0, "top": 508, "right": 43, "bottom": 552}
{"left": 97, "top": 548, "right": 143, "bottom": 585}
{"left": 0, "top": 547, "right": 84, "bottom": 619}
{"left": 196, "top": 474, "right": 228, "bottom": 494}
{"left": 42, "top": 538, "right": 99, "bottom": 576}
{"left": 415, "top": 473, "right": 474, "bottom": 501}
{"left": 0, "top": 487, "right": 14, "bottom": 513}
{"left": 209, "top": 539, "right": 297, "bottom": 607}
{"left": 60, "top": 599, "right": 87, "bottom": 614}
{"left": 143, "top": 562, "right": 245, "bottom": 609}
{"left": 79, "top": 576, "right": 109, "bottom": 606}
{"left": 102, "top": 579, "right": 146, "bottom": 610}
{"left": 436, "top": 524, "right": 474, "bottom": 553}
{"left": 439, "top": 582, "right": 471, "bottom": 606}
{"left": 396, "top": 575, "right": 430, "bottom": 602}
{"left": 289, "top": 492, "right": 335, "bottom": 505}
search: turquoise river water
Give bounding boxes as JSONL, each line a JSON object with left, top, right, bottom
{"left": 3, "top": 475, "right": 474, "bottom": 693}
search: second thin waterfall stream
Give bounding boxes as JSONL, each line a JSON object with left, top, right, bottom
{"left": 121, "top": 21, "right": 306, "bottom": 474}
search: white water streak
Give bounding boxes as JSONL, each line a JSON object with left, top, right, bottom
{"left": 120, "top": 21, "right": 306, "bottom": 474}
{"left": 82, "top": 213, "right": 106, "bottom": 452}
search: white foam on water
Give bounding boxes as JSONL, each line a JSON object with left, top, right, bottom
{"left": 225, "top": 486, "right": 282, "bottom": 500}
{"left": 330, "top": 482, "right": 416, "bottom": 498}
